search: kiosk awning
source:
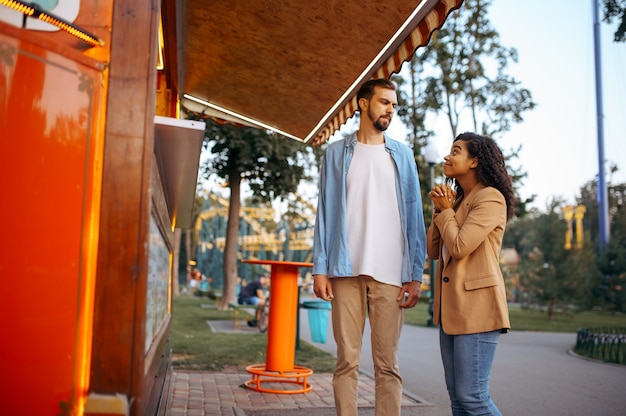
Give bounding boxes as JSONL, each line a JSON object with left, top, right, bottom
{"left": 163, "top": 0, "right": 463, "bottom": 145}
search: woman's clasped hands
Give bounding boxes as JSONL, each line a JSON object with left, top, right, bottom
{"left": 428, "top": 184, "right": 456, "bottom": 212}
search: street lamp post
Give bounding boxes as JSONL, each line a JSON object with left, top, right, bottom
{"left": 423, "top": 142, "right": 439, "bottom": 327}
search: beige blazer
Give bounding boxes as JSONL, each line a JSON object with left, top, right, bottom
{"left": 426, "top": 184, "right": 510, "bottom": 335}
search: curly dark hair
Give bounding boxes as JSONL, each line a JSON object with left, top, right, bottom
{"left": 446, "top": 132, "right": 516, "bottom": 220}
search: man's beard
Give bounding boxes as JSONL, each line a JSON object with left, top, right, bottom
{"left": 369, "top": 108, "right": 391, "bottom": 132}
{"left": 373, "top": 118, "right": 390, "bottom": 131}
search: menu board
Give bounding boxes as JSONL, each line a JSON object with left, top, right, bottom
{"left": 146, "top": 215, "right": 171, "bottom": 352}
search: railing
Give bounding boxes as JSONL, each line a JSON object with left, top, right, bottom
{"left": 575, "top": 327, "right": 626, "bottom": 365}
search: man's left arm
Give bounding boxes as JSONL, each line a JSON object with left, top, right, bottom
{"left": 405, "top": 146, "right": 426, "bottom": 283}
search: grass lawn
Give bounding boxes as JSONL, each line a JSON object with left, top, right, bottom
{"left": 170, "top": 294, "right": 336, "bottom": 372}
{"left": 171, "top": 294, "right": 626, "bottom": 371}
{"left": 402, "top": 300, "right": 626, "bottom": 332}
{"left": 507, "top": 307, "right": 626, "bottom": 332}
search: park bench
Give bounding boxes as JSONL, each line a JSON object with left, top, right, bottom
{"left": 195, "top": 280, "right": 222, "bottom": 301}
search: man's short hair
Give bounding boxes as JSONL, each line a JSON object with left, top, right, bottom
{"left": 356, "top": 78, "right": 396, "bottom": 112}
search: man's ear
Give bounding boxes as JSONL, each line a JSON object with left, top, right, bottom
{"left": 358, "top": 97, "right": 368, "bottom": 112}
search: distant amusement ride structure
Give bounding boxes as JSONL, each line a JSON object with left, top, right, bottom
{"left": 192, "top": 192, "right": 316, "bottom": 291}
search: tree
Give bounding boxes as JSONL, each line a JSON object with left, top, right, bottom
{"left": 175, "top": 193, "right": 216, "bottom": 295}
{"left": 596, "top": 238, "right": 626, "bottom": 313}
{"left": 392, "top": 70, "right": 436, "bottom": 225}
{"left": 604, "top": 0, "right": 626, "bottom": 42}
{"left": 577, "top": 179, "right": 626, "bottom": 251}
{"left": 578, "top": 180, "right": 626, "bottom": 312}
{"left": 504, "top": 200, "right": 599, "bottom": 318}
{"left": 198, "top": 119, "right": 313, "bottom": 309}
{"left": 503, "top": 175, "right": 626, "bottom": 316}
{"left": 396, "top": 0, "right": 536, "bottom": 218}
{"left": 418, "top": 0, "right": 535, "bottom": 138}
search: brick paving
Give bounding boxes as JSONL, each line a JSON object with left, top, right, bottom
{"left": 167, "top": 370, "right": 424, "bottom": 416}
{"left": 168, "top": 312, "right": 429, "bottom": 415}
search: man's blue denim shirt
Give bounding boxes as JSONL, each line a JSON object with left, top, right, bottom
{"left": 312, "top": 132, "right": 426, "bottom": 283}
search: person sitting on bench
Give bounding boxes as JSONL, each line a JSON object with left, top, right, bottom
{"left": 238, "top": 273, "right": 270, "bottom": 328}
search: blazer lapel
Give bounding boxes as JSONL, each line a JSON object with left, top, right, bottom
{"left": 443, "top": 184, "right": 487, "bottom": 267}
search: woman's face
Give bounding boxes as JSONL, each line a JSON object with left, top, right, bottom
{"left": 443, "top": 140, "right": 477, "bottom": 179}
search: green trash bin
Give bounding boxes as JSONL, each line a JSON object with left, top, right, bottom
{"left": 302, "top": 300, "right": 332, "bottom": 343}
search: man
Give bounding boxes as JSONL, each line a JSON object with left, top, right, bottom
{"left": 238, "top": 273, "right": 270, "bottom": 328}
{"left": 312, "top": 78, "right": 426, "bottom": 416}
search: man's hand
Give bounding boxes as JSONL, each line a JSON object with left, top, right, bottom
{"left": 397, "top": 280, "right": 421, "bottom": 308}
{"left": 313, "top": 274, "right": 334, "bottom": 301}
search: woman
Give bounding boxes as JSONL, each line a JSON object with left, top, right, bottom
{"left": 427, "top": 132, "right": 515, "bottom": 416}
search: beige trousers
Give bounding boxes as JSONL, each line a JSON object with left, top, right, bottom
{"left": 330, "top": 276, "right": 404, "bottom": 416}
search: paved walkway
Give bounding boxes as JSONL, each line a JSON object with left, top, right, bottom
{"left": 167, "top": 371, "right": 427, "bottom": 416}
{"left": 166, "top": 305, "right": 626, "bottom": 416}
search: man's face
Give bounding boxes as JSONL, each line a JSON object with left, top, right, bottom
{"left": 366, "top": 87, "right": 398, "bottom": 132}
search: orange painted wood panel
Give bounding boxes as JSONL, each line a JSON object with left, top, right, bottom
{"left": 0, "top": 32, "right": 105, "bottom": 415}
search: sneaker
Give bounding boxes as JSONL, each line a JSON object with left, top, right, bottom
{"left": 247, "top": 319, "right": 257, "bottom": 327}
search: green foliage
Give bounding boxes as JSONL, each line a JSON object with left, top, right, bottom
{"left": 201, "top": 120, "right": 312, "bottom": 202}
{"left": 184, "top": 116, "right": 315, "bottom": 308}
{"left": 395, "top": 0, "right": 536, "bottom": 219}
{"left": 504, "top": 202, "right": 602, "bottom": 317}
{"left": 391, "top": 71, "right": 436, "bottom": 224}
{"left": 416, "top": 0, "right": 536, "bottom": 138}
{"left": 503, "top": 179, "right": 626, "bottom": 315}
{"left": 577, "top": 181, "right": 626, "bottom": 311}
{"left": 574, "top": 180, "right": 626, "bottom": 250}
{"left": 595, "top": 240, "right": 626, "bottom": 313}
{"left": 603, "top": 0, "right": 626, "bottom": 42}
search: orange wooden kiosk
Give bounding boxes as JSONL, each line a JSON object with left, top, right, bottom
{"left": 243, "top": 260, "right": 314, "bottom": 394}
{"left": 0, "top": 0, "right": 461, "bottom": 413}
{"left": 0, "top": 1, "right": 202, "bottom": 415}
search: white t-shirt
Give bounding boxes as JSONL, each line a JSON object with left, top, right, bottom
{"left": 346, "top": 142, "right": 403, "bottom": 287}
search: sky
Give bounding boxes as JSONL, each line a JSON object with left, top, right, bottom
{"left": 332, "top": 0, "right": 626, "bottom": 211}
{"left": 487, "top": 1, "right": 626, "bottom": 210}
{"left": 205, "top": 1, "right": 626, "bottom": 214}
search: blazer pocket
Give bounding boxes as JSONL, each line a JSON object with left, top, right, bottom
{"left": 464, "top": 276, "right": 500, "bottom": 291}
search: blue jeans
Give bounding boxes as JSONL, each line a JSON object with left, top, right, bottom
{"left": 238, "top": 296, "right": 259, "bottom": 305}
{"left": 439, "top": 328, "right": 502, "bottom": 416}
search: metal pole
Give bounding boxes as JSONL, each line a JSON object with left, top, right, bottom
{"left": 593, "top": 0, "right": 610, "bottom": 249}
